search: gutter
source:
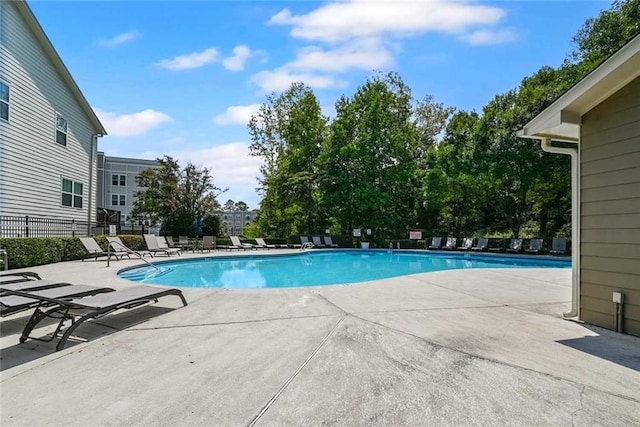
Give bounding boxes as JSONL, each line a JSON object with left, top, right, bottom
{"left": 87, "top": 133, "right": 103, "bottom": 235}
{"left": 539, "top": 138, "right": 580, "bottom": 318}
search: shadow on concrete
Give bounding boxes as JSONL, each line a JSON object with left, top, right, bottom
{"left": 557, "top": 324, "right": 640, "bottom": 372}
{"left": 1, "top": 313, "right": 62, "bottom": 338}
{"left": 0, "top": 306, "right": 175, "bottom": 372}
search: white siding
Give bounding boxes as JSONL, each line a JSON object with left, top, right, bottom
{"left": 0, "top": 1, "right": 97, "bottom": 223}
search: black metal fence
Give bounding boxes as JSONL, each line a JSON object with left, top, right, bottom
{"left": 0, "top": 215, "right": 89, "bottom": 238}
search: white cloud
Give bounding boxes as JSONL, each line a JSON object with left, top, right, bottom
{"left": 269, "top": 0, "right": 506, "bottom": 43}
{"left": 253, "top": 1, "right": 512, "bottom": 94}
{"left": 94, "top": 108, "right": 173, "bottom": 137}
{"left": 155, "top": 47, "right": 219, "bottom": 70}
{"left": 223, "top": 45, "right": 252, "bottom": 71}
{"left": 251, "top": 69, "right": 347, "bottom": 93}
{"left": 289, "top": 38, "right": 393, "bottom": 72}
{"left": 214, "top": 104, "right": 261, "bottom": 126}
{"left": 140, "top": 142, "right": 263, "bottom": 208}
{"left": 99, "top": 31, "right": 140, "bottom": 47}
{"left": 458, "top": 28, "right": 518, "bottom": 45}
{"left": 249, "top": 37, "right": 388, "bottom": 93}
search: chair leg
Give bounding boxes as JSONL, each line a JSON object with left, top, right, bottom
{"left": 56, "top": 311, "right": 99, "bottom": 351}
{"left": 20, "top": 305, "right": 70, "bottom": 344}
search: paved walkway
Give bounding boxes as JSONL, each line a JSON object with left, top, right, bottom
{"left": 1, "top": 250, "right": 639, "bottom": 426}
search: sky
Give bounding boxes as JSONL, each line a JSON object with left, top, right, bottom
{"left": 28, "top": 0, "right": 610, "bottom": 210}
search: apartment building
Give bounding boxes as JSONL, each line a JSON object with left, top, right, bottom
{"left": 96, "top": 153, "right": 160, "bottom": 226}
{"left": 218, "top": 210, "right": 258, "bottom": 236}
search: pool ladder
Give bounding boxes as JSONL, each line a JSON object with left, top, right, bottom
{"left": 300, "top": 242, "right": 315, "bottom": 250}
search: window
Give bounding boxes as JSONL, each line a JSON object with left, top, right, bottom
{"left": 0, "top": 81, "right": 9, "bottom": 121}
{"left": 111, "top": 194, "right": 126, "bottom": 206}
{"left": 61, "top": 178, "right": 83, "bottom": 208}
{"left": 56, "top": 113, "right": 67, "bottom": 146}
{"left": 112, "top": 174, "right": 126, "bottom": 186}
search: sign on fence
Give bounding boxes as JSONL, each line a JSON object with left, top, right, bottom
{"left": 409, "top": 230, "right": 422, "bottom": 240}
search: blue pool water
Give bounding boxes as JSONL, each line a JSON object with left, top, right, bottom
{"left": 118, "top": 250, "right": 570, "bottom": 289}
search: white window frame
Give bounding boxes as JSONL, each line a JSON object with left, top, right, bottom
{"left": 0, "top": 81, "right": 9, "bottom": 121}
{"left": 61, "top": 178, "right": 83, "bottom": 208}
{"left": 111, "top": 174, "right": 126, "bottom": 186}
{"left": 111, "top": 194, "right": 126, "bottom": 206}
{"left": 55, "top": 113, "right": 68, "bottom": 146}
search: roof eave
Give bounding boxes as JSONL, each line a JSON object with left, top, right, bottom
{"left": 519, "top": 33, "right": 640, "bottom": 143}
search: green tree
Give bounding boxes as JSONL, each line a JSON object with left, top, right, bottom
{"left": 235, "top": 201, "right": 249, "bottom": 211}
{"left": 422, "top": 111, "right": 485, "bottom": 236}
{"left": 201, "top": 214, "right": 222, "bottom": 236}
{"left": 318, "top": 72, "right": 421, "bottom": 241}
{"left": 223, "top": 200, "right": 236, "bottom": 211}
{"left": 249, "top": 82, "right": 327, "bottom": 237}
{"left": 411, "top": 95, "right": 456, "bottom": 232}
{"left": 567, "top": 0, "right": 640, "bottom": 73}
{"left": 130, "top": 156, "right": 225, "bottom": 236}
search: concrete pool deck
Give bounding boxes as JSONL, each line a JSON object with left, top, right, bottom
{"left": 1, "top": 249, "right": 639, "bottom": 425}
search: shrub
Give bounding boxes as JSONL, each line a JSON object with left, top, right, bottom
{"left": 0, "top": 235, "right": 149, "bottom": 269}
{"left": 0, "top": 237, "right": 65, "bottom": 269}
{"left": 116, "top": 234, "right": 146, "bottom": 251}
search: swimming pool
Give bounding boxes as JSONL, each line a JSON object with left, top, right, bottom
{"left": 118, "top": 250, "right": 570, "bottom": 289}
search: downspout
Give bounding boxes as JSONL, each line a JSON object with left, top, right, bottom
{"left": 87, "top": 133, "right": 100, "bottom": 236}
{"left": 540, "top": 137, "right": 580, "bottom": 318}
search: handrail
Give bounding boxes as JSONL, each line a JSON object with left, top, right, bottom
{"left": 107, "top": 241, "right": 162, "bottom": 272}
{"left": 300, "top": 242, "right": 315, "bottom": 250}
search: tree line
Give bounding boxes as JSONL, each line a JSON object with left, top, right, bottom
{"left": 247, "top": 0, "right": 639, "bottom": 243}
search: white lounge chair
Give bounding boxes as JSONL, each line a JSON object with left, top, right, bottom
{"left": 107, "top": 237, "right": 151, "bottom": 258}
{"left": 323, "top": 236, "right": 339, "bottom": 247}
{"left": 143, "top": 234, "right": 181, "bottom": 257}
{"left": 505, "top": 238, "right": 523, "bottom": 253}
{"left": 300, "top": 236, "right": 314, "bottom": 248}
{"left": 525, "top": 239, "right": 544, "bottom": 254}
{"left": 255, "top": 238, "right": 277, "bottom": 249}
{"left": 157, "top": 236, "right": 182, "bottom": 255}
{"left": 200, "top": 236, "right": 216, "bottom": 252}
{"left": 80, "top": 237, "right": 121, "bottom": 261}
{"left": 442, "top": 237, "right": 457, "bottom": 250}
{"left": 457, "top": 238, "right": 473, "bottom": 250}
{"left": 312, "top": 236, "right": 326, "bottom": 248}
{"left": 550, "top": 237, "right": 567, "bottom": 255}
{"left": 230, "top": 236, "right": 256, "bottom": 250}
{"left": 471, "top": 238, "right": 488, "bottom": 251}
{"left": 428, "top": 237, "right": 442, "bottom": 250}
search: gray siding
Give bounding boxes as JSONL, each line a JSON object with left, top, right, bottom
{"left": 0, "top": 2, "right": 97, "bottom": 223}
{"left": 580, "top": 75, "right": 640, "bottom": 336}
{"left": 97, "top": 154, "right": 160, "bottom": 224}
